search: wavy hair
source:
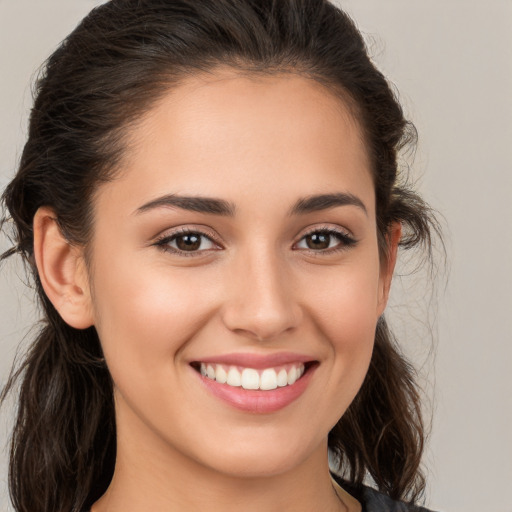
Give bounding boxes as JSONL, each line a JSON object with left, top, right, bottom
{"left": 1, "top": 1, "right": 440, "bottom": 511}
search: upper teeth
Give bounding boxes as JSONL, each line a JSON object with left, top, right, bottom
{"left": 199, "top": 363, "right": 305, "bottom": 390}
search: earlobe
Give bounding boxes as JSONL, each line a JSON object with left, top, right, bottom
{"left": 377, "top": 222, "right": 402, "bottom": 316}
{"left": 33, "top": 207, "right": 94, "bottom": 329}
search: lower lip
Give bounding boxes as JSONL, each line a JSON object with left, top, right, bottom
{"left": 195, "top": 365, "right": 316, "bottom": 414}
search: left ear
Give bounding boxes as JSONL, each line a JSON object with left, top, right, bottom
{"left": 377, "top": 222, "right": 402, "bottom": 316}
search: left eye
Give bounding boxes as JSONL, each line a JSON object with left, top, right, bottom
{"left": 158, "top": 232, "right": 217, "bottom": 253}
{"left": 295, "top": 230, "right": 354, "bottom": 251}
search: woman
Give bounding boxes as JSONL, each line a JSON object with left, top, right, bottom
{"left": 0, "top": 1, "right": 441, "bottom": 511}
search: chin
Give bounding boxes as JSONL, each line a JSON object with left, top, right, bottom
{"left": 188, "top": 430, "right": 325, "bottom": 479}
{"left": 204, "top": 452, "right": 307, "bottom": 479}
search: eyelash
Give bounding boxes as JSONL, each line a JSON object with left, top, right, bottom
{"left": 153, "top": 226, "right": 357, "bottom": 256}
{"left": 153, "top": 227, "right": 221, "bottom": 257}
{"left": 294, "top": 226, "right": 357, "bottom": 254}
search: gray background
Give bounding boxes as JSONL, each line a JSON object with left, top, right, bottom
{"left": 1, "top": 1, "right": 511, "bottom": 511}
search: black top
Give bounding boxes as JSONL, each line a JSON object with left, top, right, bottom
{"left": 334, "top": 474, "right": 438, "bottom": 512}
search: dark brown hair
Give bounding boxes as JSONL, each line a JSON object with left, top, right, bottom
{"left": 1, "top": 1, "right": 440, "bottom": 511}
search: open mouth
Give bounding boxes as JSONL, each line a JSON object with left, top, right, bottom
{"left": 190, "top": 361, "right": 317, "bottom": 391}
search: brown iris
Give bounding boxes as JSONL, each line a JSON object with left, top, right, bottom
{"left": 175, "top": 233, "right": 202, "bottom": 251}
{"left": 305, "top": 232, "right": 332, "bottom": 250}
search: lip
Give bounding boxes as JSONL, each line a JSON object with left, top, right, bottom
{"left": 190, "top": 354, "right": 318, "bottom": 414}
{"left": 191, "top": 351, "right": 315, "bottom": 369}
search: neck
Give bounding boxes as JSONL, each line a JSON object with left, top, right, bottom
{"left": 92, "top": 415, "right": 347, "bottom": 512}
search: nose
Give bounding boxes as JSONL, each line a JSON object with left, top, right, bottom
{"left": 221, "top": 250, "right": 303, "bottom": 341}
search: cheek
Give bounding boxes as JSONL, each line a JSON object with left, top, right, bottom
{"left": 89, "top": 252, "right": 218, "bottom": 371}
{"left": 308, "top": 262, "right": 381, "bottom": 338}
{"left": 302, "top": 258, "right": 381, "bottom": 382}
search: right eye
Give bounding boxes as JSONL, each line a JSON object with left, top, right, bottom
{"left": 154, "top": 229, "right": 220, "bottom": 255}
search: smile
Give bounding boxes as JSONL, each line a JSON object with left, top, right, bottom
{"left": 191, "top": 357, "right": 318, "bottom": 413}
{"left": 198, "top": 362, "right": 306, "bottom": 390}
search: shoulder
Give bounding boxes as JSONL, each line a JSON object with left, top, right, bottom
{"left": 356, "top": 485, "right": 438, "bottom": 512}
{"left": 332, "top": 474, "right": 439, "bottom": 512}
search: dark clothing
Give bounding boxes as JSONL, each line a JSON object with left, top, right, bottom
{"left": 334, "top": 474, "right": 438, "bottom": 512}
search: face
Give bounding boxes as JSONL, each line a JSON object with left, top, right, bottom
{"left": 84, "top": 70, "right": 394, "bottom": 479}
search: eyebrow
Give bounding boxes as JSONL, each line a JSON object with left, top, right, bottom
{"left": 135, "top": 194, "right": 236, "bottom": 216}
{"left": 290, "top": 193, "right": 367, "bottom": 216}
{"left": 135, "top": 192, "right": 367, "bottom": 217}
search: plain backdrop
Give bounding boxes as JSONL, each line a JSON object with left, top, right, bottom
{"left": 1, "top": 1, "right": 511, "bottom": 511}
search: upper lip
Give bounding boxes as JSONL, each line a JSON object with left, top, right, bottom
{"left": 190, "top": 352, "right": 316, "bottom": 369}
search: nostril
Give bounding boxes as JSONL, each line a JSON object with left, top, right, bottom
{"left": 220, "top": 289, "right": 303, "bottom": 341}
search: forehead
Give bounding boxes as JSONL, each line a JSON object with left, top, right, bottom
{"left": 96, "top": 69, "right": 374, "bottom": 215}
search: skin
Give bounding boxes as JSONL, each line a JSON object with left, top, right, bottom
{"left": 34, "top": 69, "right": 400, "bottom": 512}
